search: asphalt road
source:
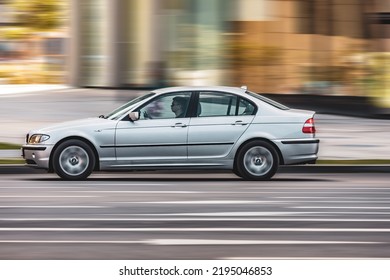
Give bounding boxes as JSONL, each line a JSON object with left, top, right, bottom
{"left": 1, "top": 171, "right": 390, "bottom": 260}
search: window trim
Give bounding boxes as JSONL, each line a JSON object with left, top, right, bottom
{"left": 194, "top": 91, "right": 257, "bottom": 118}
{"left": 126, "top": 91, "right": 194, "bottom": 120}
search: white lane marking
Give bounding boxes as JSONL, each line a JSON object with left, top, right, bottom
{"left": 276, "top": 200, "right": 390, "bottom": 203}
{"left": 0, "top": 186, "right": 86, "bottom": 189}
{"left": 0, "top": 183, "right": 167, "bottom": 188}
{"left": 2, "top": 197, "right": 388, "bottom": 204}
{"left": 1, "top": 227, "right": 390, "bottom": 232}
{"left": 293, "top": 206, "right": 390, "bottom": 210}
{"left": 112, "top": 201, "right": 284, "bottom": 204}
{"left": 0, "top": 240, "right": 141, "bottom": 244}
{"left": 147, "top": 239, "right": 382, "bottom": 245}
{"left": 79, "top": 183, "right": 169, "bottom": 186}
{"left": 156, "top": 212, "right": 314, "bottom": 216}
{"left": 2, "top": 217, "right": 390, "bottom": 222}
{"left": 0, "top": 206, "right": 107, "bottom": 208}
{"left": 244, "top": 187, "right": 390, "bottom": 190}
{"left": 0, "top": 239, "right": 382, "bottom": 245}
{"left": 110, "top": 200, "right": 390, "bottom": 205}
{"left": 69, "top": 191, "right": 199, "bottom": 194}
{"left": 0, "top": 196, "right": 98, "bottom": 198}
{"left": 82, "top": 186, "right": 390, "bottom": 190}
{"left": 276, "top": 197, "right": 390, "bottom": 200}
{"left": 225, "top": 257, "right": 390, "bottom": 260}
{"left": 131, "top": 211, "right": 390, "bottom": 216}
{"left": 93, "top": 192, "right": 390, "bottom": 197}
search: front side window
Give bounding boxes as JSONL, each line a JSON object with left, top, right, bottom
{"left": 107, "top": 92, "right": 155, "bottom": 120}
{"left": 198, "top": 92, "right": 256, "bottom": 117}
{"left": 138, "top": 92, "right": 191, "bottom": 120}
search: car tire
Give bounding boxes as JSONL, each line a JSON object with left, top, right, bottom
{"left": 52, "top": 139, "right": 95, "bottom": 180}
{"left": 232, "top": 167, "right": 242, "bottom": 178}
{"left": 236, "top": 140, "right": 279, "bottom": 180}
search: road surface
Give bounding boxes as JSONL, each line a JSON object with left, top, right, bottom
{"left": 1, "top": 171, "right": 390, "bottom": 259}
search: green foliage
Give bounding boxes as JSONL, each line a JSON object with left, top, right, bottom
{"left": 0, "top": 143, "right": 21, "bottom": 150}
{"left": 0, "top": 159, "right": 25, "bottom": 164}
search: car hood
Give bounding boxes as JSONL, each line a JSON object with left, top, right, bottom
{"left": 31, "top": 117, "right": 115, "bottom": 134}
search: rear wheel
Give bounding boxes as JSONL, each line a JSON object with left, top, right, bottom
{"left": 236, "top": 140, "right": 279, "bottom": 180}
{"left": 52, "top": 139, "right": 95, "bottom": 180}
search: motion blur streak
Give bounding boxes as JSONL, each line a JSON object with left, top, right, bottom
{"left": 1, "top": 1, "right": 389, "bottom": 110}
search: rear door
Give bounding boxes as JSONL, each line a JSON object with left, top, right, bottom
{"left": 188, "top": 91, "right": 256, "bottom": 159}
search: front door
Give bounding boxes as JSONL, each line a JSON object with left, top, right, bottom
{"left": 114, "top": 92, "right": 192, "bottom": 167}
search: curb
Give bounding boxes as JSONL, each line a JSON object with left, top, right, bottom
{"left": 0, "top": 165, "right": 45, "bottom": 175}
{"left": 1, "top": 164, "right": 390, "bottom": 175}
{"left": 280, "top": 165, "right": 390, "bottom": 173}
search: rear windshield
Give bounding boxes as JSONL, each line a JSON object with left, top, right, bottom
{"left": 246, "top": 91, "right": 290, "bottom": 110}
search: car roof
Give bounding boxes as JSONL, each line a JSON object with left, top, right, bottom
{"left": 152, "top": 86, "right": 247, "bottom": 95}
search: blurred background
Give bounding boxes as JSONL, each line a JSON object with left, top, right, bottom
{"left": 0, "top": 0, "right": 389, "bottom": 110}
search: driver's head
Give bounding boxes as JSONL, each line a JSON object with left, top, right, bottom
{"left": 171, "top": 96, "right": 188, "bottom": 115}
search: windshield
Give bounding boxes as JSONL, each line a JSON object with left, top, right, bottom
{"left": 246, "top": 91, "right": 290, "bottom": 110}
{"left": 105, "top": 92, "right": 156, "bottom": 120}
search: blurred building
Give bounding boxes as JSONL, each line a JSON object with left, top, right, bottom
{"left": 0, "top": 0, "right": 15, "bottom": 59}
{"left": 0, "top": 0, "right": 66, "bottom": 84}
{"left": 68, "top": 0, "right": 389, "bottom": 100}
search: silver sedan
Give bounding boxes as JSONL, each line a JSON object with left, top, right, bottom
{"left": 22, "top": 86, "right": 319, "bottom": 180}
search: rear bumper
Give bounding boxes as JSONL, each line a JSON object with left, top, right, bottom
{"left": 275, "top": 138, "right": 320, "bottom": 165}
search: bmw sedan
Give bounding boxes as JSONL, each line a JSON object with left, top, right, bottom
{"left": 22, "top": 86, "right": 319, "bottom": 180}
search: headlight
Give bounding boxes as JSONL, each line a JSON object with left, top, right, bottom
{"left": 28, "top": 134, "right": 50, "bottom": 144}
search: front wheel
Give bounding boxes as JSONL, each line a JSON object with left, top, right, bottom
{"left": 236, "top": 140, "right": 279, "bottom": 180}
{"left": 52, "top": 139, "right": 95, "bottom": 180}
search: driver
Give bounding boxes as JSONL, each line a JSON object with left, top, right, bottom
{"left": 171, "top": 96, "right": 188, "bottom": 118}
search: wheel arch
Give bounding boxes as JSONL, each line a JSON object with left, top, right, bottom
{"left": 233, "top": 137, "right": 284, "bottom": 170}
{"left": 49, "top": 136, "right": 100, "bottom": 172}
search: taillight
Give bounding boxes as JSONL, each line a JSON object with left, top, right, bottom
{"left": 302, "top": 118, "right": 316, "bottom": 134}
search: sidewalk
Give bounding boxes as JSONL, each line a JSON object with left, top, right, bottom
{"left": 0, "top": 150, "right": 20, "bottom": 158}
{"left": 0, "top": 84, "right": 69, "bottom": 95}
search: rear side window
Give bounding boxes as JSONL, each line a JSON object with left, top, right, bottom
{"left": 238, "top": 98, "right": 255, "bottom": 115}
{"left": 198, "top": 92, "right": 256, "bottom": 117}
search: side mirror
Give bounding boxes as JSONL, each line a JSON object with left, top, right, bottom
{"left": 129, "top": 111, "right": 140, "bottom": 122}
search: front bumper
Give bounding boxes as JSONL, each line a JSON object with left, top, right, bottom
{"left": 22, "top": 145, "right": 54, "bottom": 169}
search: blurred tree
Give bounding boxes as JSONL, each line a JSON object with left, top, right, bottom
{"left": 10, "top": 0, "right": 65, "bottom": 32}
{"left": 0, "top": 27, "right": 30, "bottom": 40}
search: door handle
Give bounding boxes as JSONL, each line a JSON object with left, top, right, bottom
{"left": 232, "top": 120, "right": 247, "bottom": 126}
{"left": 171, "top": 123, "right": 187, "bottom": 128}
